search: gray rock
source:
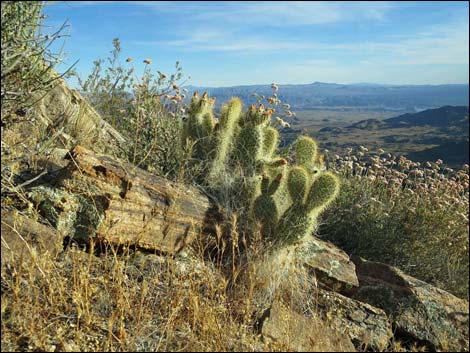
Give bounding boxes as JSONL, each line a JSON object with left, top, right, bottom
{"left": 298, "top": 237, "right": 359, "bottom": 291}
{"left": 311, "top": 288, "right": 393, "bottom": 351}
{"left": 350, "top": 256, "right": 469, "bottom": 351}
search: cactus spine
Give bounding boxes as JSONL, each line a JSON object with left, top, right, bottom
{"left": 181, "top": 92, "right": 340, "bottom": 248}
{"left": 276, "top": 170, "right": 340, "bottom": 245}
{"left": 182, "top": 91, "right": 217, "bottom": 165}
{"left": 208, "top": 98, "right": 242, "bottom": 183}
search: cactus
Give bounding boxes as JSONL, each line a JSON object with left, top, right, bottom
{"left": 252, "top": 172, "right": 283, "bottom": 237}
{"left": 181, "top": 93, "right": 340, "bottom": 248}
{"left": 275, "top": 169, "right": 340, "bottom": 245}
{"left": 208, "top": 98, "right": 242, "bottom": 183}
{"left": 182, "top": 91, "right": 217, "bottom": 164}
{"left": 294, "top": 135, "right": 323, "bottom": 173}
{"left": 262, "top": 126, "right": 280, "bottom": 160}
{"left": 233, "top": 104, "right": 274, "bottom": 174}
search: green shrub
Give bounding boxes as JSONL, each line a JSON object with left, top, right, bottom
{"left": 1, "top": 1, "right": 67, "bottom": 125}
{"left": 321, "top": 150, "right": 469, "bottom": 299}
{"left": 75, "top": 39, "right": 188, "bottom": 180}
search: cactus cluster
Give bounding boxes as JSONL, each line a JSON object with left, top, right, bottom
{"left": 182, "top": 92, "right": 340, "bottom": 246}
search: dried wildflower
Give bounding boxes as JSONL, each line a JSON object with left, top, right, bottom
{"left": 271, "top": 83, "right": 279, "bottom": 91}
{"left": 359, "top": 146, "right": 369, "bottom": 152}
{"left": 126, "top": 57, "right": 133, "bottom": 63}
{"left": 143, "top": 58, "right": 152, "bottom": 64}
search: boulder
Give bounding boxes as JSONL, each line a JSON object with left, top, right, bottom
{"left": 312, "top": 288, "right": 393, "bottom": 351}
{"left": 350, "top": 256, "right": 469, "bottom": 351}
{"left": 298, "top": 237, "right": 359, "bottom": 291}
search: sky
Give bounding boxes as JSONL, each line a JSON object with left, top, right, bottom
{"left": 43, "top": 1, "right": 469, "bottom": 87}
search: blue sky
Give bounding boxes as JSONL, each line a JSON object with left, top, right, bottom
{"left": 44, "top": 1, "right": 469, "bottom": 87}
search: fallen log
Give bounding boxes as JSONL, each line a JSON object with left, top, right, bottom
{"left": 30, "top": 145, "right": 217, "bottom": 254}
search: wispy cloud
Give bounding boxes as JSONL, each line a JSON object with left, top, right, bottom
{"left": 47, "top": 1, "right": 469, "bottom": 85}
{"left": 134, "top": 15, "right": 468, "bottom": 67}
{"left": 59, "top": 1, "right": 394, "bottom": 26}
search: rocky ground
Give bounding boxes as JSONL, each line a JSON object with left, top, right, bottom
{"left": 1, "top": 77, "right": 468, "bottom": 352}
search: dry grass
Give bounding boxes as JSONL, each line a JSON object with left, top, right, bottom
{"left": 2, "top": 238, "right": 254, "bottom": 352}
{"left": 1, "top": 207, "right": 329, "bottom": 353}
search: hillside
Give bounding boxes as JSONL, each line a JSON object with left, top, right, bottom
{"left": 2, "top": 3, "right": 469, "bottom": 352}
{"left": 384, "top": 105, "right": 469, "bottom": 128}
{"left": 407, "top": 140, "right": 470, "bottom": 166}
{"left": 307, "top": 106, "right": 470, "bottom": 167}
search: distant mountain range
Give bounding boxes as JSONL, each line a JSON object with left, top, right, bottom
{"left": 347, "top": 106, "right": 469, "bottom": 130}
{"left": 383, "top": 106, "right": 469, "bottom": 129}
{"left": 184, "top": 82, "right": 469, "bottom": 111}
{"left": 329, "top": 106, "right": 469, "bottom": 166}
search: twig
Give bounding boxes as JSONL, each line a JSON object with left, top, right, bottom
{"left": 7, "top": 169, "right": 48, "bottom": 193}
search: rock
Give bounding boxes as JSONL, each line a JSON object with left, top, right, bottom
{"left": 261, "top": 301, "right": 356, "bottom": 352}
{"left": 312, "top": 288, "right": 393, "bottom": 351}
{"left": 1, "top": 209, "right": 63, "bottom": 264}
{"left": 350, "top": 256, "right": 469, "bottom": 351}
{"left": 33, "top": 77, "right": 125, "bottom": 153}
{"left": 28, "top": 146, "right": 215, "bottom": 254}
{"left": 298, "top": 237, "right": 359, "bottom": 291}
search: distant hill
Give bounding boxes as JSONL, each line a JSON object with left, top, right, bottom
{"left": 346, "top": 106, "right": 469, "bottom": 132}
{"left": 184, "top": 82, "right": 469, "bottom": 111}
{"left": 407, "top": 140, "right": 469, "bottom": 166}
{"left": 346, "top": 118, "right": 387, "bottom": 130}
{"left": 318, "top": 106, "right": 469, "bottom": 167}
{"left": 384, "top": 106, "right": 469, "bottom": 129}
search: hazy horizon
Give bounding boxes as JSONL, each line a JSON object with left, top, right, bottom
{"left": 45, "top": 1, "right": 469, "bottom": 87}
{"left": 182, "top": 81, "right": 470, "bottom": 89}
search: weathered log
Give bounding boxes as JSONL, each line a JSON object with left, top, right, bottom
{"left": 31, "top": 145, "right": 216, "bottom": 254}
